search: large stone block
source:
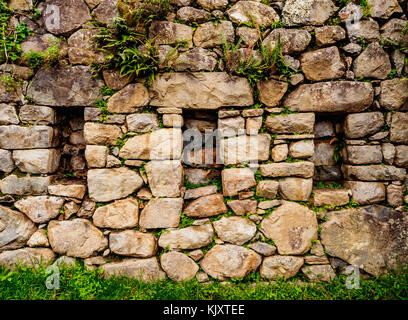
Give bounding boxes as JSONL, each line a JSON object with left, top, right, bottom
{"left": 12, "top": 149, "right": 60, "bottom": 174}
{"left": 260, "top": 201, "right": 318, "bottom": 255}
{"left": 0, "top": 205, "right": 37, "bottom": 252}
{"left": 145, "top": 160, "right": 183, "bottom": 198}
{"left": 260, "top": 162, "right": 314, "bottom": 178}
{"left": 1, "top": 175, "right": 52, "bottom": 195}
{"left": 0, "top": 125, "right": 58, "bottom": 150}
{"left": 88, "top": 167, "right": 144, "bottom": 202}
{"left": 342, "top": 165, "right": 406, "bottom": 181}
{"left": 390, "top": 112, "right": 408, "bottom": 144}
{"left": 139, "top": 198, "right": 183, "bottom": 229}
{"left": 321, "top": 205, "right": 408, "bottom": 276}
{"left": 282, "top": 0, "right": 337, "bottom": 26}
{"left": 149, "top": 73, "right": 253, "bottom": 109}
{"left": 265, "top": 113, "right": 315, "bottom": 134}
{"left": 27, "top": 66, "right": 103, "bottom": 106}
{"left": 285, "top": 82, "right": 373, "bottom": 113}
{"left": 119, "top": 128, "right": 183, "bottom": 160}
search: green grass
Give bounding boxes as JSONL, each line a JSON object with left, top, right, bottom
{"left": 0, "top": 264, "right": 407, "bottom": 300}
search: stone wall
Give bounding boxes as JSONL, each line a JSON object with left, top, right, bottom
{"left": 1, "top": 0, "right": 408, "bottom": 283}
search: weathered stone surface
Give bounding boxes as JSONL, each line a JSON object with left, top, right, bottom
{"left": 109, "top": 230, "right": 157, "bottom": 258}
{"left": 197, "top": 0, "right": 227, "bottom": 10}
{"left": 260, "top": 162, "right": 314, "bottom": 178}
{"left": 256, "top": 180, "right": 279, "bottom": 199}
{"left": 387, "top": 184, "right": 403, "bottom": 207}
{"left": 381, "top": 19, "right": 408, "bottom": 47}
{"left": 27, "top": 229, "right": 49, "bottom": 248}
{"left": 201, "top": 244, "right": 261, "bottom": 280}
{"left": 0, "top": 149, "right": 14, "bottom": 173}
{"left": 344, "top": 112, "right": 384, "bottom": 139}
{"left": 260, "top": 201, "right": 318, "bottom": 255}
{"left": 14, "top": 196, "right": 64, "bottom": 224}
{"left": 282, "top": 0, "right": 337, "bottom": 26}
{"left": 0, "top": 248, "right": 55, "bottom": 268}
{"left": 300, "top": 46, "right": 345, "bottom": 81}
{"left": 102, "top": 69, "right": 133, "bottom": 91}
{"left": 315, "top": 25, "right": 346, "bottom": 46}
{"left": 1, "top": 175, "right": 52, "bottom": 196}
{"left": 226, "top": 1, "right": 280, "bottom": 27}
{"left": 145, "top": 160, "right": 183, "bottom": 198}
{"left": 160, "top": 251, "right": 199, "bottom": 282}
{"left": 84, "top": 122, "right": 122, "bottom": 146}
{"left": 285, "top": 82, "right": 373, "bottom": 112}
{"left": 158, "top": 224, "right": 214, "bottom": 250}
{"left": 48, "top": 219, "right": 107, "bottom": 258}
{"left": 93, "top": 198, "right": 139, "bottom": 229}
{"left": 184, "top": 186, "right": 217, "bottom": 200}
{"left": 139, "top": 198, "right": 183, "bottom": 229}
{"left": 313, "top": 189, "right": 350, "bottom": 207}
{"left": 219, "top": 134, "right": 271, "bottom": 165}
{"left": 260, "top": 256, "right": 304, "bottom": 280}
{"left": 184, "top": 168, "right": 220, "bottom": 186}
{"left": 257, "top": 80, "right": 288, "bottom": 107}
{"left": 227, "top": 200, "right": 257, "bottom": 215}
{"left": 263, "top": 28, "right": 312, "bottom": 55}
{"left": 218, "top": 117, "right": 245, "bottom": 138}
{"left": 149, "top": 72, "right": 253, "bottom": 109}
{"left": 342, "top": 165, "right": 406, "bottom": 181}
{"left": 92, "top": 0, "right": 119, "bottom": 25}
{"left": 163, "top": 114, "right": 184, "bottom": 128}
{"left": 390, "top": 112, "right": 408, "bottom": 144}
{"left": 0, "top": 125, "right": 58, "bottom": 150}
{"left": 248, "top": 242, "right": 276, "bottom": 256}
{"left": 68, "top": 28, "right": 106, "bottom": 65}
{"left": 107, "top": 84, "right": 149, "bottom": 114}
{"left": 289, "top": 140, "right": 314, "bottom": 159}
{"left": 27, "top": 66, "right": 102, "bottom": 107}
{"left": 149, "top": 21, "right": 193, "bottom": 47}
{"left": 265, "top": 113, "right": 315, "bottom": 134}
{"left": 48, "top": 184, "right": 86, "bottom": 199}
{"left": 173, "top": 47, "right": 217, "bottom": 72}
{"left": 126, "top": 114, "right": 159, "bottom": 133}
{"left": 42, "top": 0, "right": 91, "bottom": 35}
{"left": 19, "top": 105, "right": 56, "bottom": 125}
{"left": 85, "top": 145, "right": 108, "bottom": 168}
{"left": 353, "top": 43, "right": 392, "bottom": 80}
{"left": 380, "top": 79, "right": 408, "bottom": 111}
{"left": 8, "top": 0, "right": 33, "bottom": 10}
{"left": 279, "top": 177, "right": 312, "bottom": 200}
{"left": 222, "top": 168, "right": 256, "bottom": 197}
{"left": 369, "top": 0, "right": 402, "bottom": 19}
{"left": 0, "top": 104, "right": 19, "bottom": 124}
{"left": 88, "top": 167, "right": 144, "bottom": 202}
{"left": 193, "top": 21, "right": 234, "bottom": 48}
{"left": 184, "top": 194, "right": 228, "bottom": 218}
{"left": 0, "top": 205, "right": 36, "bottom": 252}
{"left": 12, "top": 149, "right": 60, "bottom": 174}
{"left": 213, "top": 217, "right": 257, "bottom": 245}
{"left": 119, "top": 129, "right": 183, "bottom": 160}
{"left": 176, "top": 6, "right": 211, "bottom": 23}
{"left": 395, "top": 145, "right": 408, "bottom": 168}
{"left": 302, "top": 265, "right": 336, "bottom": 282}
{"left": 236, "top": 27, "right": 260, "bottom": 46}
{"left": 346, "top": 19, "right": 380, "bottom": 43}
{"left": 321, "top": 205, "right": 408, "bottom": 276}
{"left": 343, "top": 145, "right": 383, "bottom": 165}
{"left": 102, "top": 258, "right": 166, "bottom": 282}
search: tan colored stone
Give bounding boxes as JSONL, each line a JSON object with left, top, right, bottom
{"left": 102, "top": 258, "right": 166, "bottom": 282}
{"left": 160, "top": 251, "right": 199, "bottom": 282}
{"left": 87, "top": 167, "right": 144, "bottom": 202}
{"left": 260, "top": 255, "right": 304, "bottom": 280}
{"left": 109, "top": 230, "right": 157, "bottom": 258}
{"left": 48, "top": 219, "right": 108, "bottom": 258}
{"left": 257, "top": 80, "right": 288, "bottom": 107}
{"left": 14, "top": 196, "right": 64, "bottom": 224}
{"left": 107, "top": 84, "right": 149, "bottom": 114}
{"left": 278, "top": 178, "right": 314, "bottom": 202}
{"left": 158, "top": 224, "right": 214, "bottom": 250}
{"left": 145, "top": 160, "right": 183, "bottom": 198}
{"left": 84, "top": 122, "right": 122, "bottom": 146}
{"left": 193, "top": 21, "right": 234, "bottom": 48}
{"left": 85, "top": 145, "right": 108, "bottom": 168}
{"left": 184, "top": 194, "right": 227, "bottom": 218}
{"left": 48, "top": 184, "right": 86, "bottom": 199}
{"left": 149, "top": 72, "right": 253, "bottom": 109}
{"left": 260, "top": 201, "right": 318, "bottom": 255}
{"left": 222, "top": 168, "right": 256, "bottom": 197}
{"left": 139, "top": 198, "right": 183, "bottom": 229}
{"left": 227, "top": 200, "right": 257, "bottom": 215}
{"left": 302, "top": 265, "right": 336, "bottom": 283}
{"left": 226, "top": 1, "right": 280, "bottom": 27}
{"left": 0, "top": 248, "right": 55, "bottom": 268}
{"left": 213, "top": 217, "right": 257, "bottom": 245}
{"left": 93, "top": 198, "right": 139, "bottom": 229}
{"left": 313, "top": 189, "right": 350, "bottom": 207}
{"left": 201, "top": 244, "right": 261, "bottom": 280}
{"left": 265, "top": 113, "right": 315, "bottom": 134}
